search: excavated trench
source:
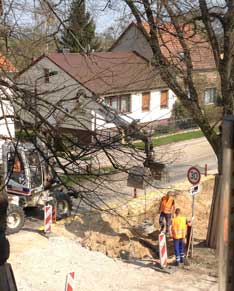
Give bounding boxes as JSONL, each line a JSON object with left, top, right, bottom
{"left": 64, "top": 176, "right": 215, "bottom": 262}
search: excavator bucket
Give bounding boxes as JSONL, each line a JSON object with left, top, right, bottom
{"left": 147, "top": 161, "right": 165, "bottom": 180}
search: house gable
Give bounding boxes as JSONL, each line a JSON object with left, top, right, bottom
{"left": 16, "top": 56, "right": 93, "bottom": 132}
{"left": 110, "top": 22, "right": 216, "bottom": 71}
{"left": 110, "top": 23, "right": 153, "bottom": 60}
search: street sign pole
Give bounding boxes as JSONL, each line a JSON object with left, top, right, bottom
{"left": 191, "top": 195, "right": 195, "bottom": 257}
{"left": 187, "top": 167, "right": 201, "bottom": 258}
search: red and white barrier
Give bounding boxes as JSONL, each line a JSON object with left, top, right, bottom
{"left": 159, "top": 232, "right": 168, "bottom": 268}
{"left": 65, "top": 272, "right": 76, "bottom": 291}
{"left": 44, "top": 205, "right": 52, "bottom": 234}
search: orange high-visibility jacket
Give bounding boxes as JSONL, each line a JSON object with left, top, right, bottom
{"left": 171, "top": 216, "right": 187, "bottom": 239}
{"left": 160, "top": 196, "right": 174, "bottom": 214}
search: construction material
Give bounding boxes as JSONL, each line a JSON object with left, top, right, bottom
{"left": 158, "top": 232, "right": 167, "bottom": 268}
{"left": 65, "top": 271, "right": 76, "bottom": 291}
{"left": 44, "top": 205, "right": 52, "bottom": 234}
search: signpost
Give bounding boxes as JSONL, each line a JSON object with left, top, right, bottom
{"left": 190, "top": 184, "right": 200, "bottom": 196}
{"left": 187, "top": 166, "right": 201, "bottom": 185}
{"left": 187, "top": 166, "right": 201, "bottom": 257}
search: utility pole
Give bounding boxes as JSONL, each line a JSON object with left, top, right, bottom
{"left": 219, "top": 116, "right": 234, "bottom": 291}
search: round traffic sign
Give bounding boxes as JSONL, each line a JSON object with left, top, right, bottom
{"left": 187, "top": 167, "right": 201, "bottom": 185}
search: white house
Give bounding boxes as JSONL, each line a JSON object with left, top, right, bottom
{"left": 16, "top": 51, "right": 176, "bottom": 140}
{"left": 0, "top": 54, "right": 17, "bottom": 159}
{"left": 109, "top": 22, "right": 219, "bottom": 106}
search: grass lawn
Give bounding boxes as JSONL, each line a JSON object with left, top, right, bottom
{"left": 59, "top": 165, "right": 118, "bottom": 186}
{"left": 134, "top": 130, "right": 204, "bottom": 149}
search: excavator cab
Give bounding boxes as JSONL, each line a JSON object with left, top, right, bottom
{"left": 4, "top": 142, "right": 44, "bottom": 196}
{"left": 1, "top": 141, "right": 73, "bottom": 235}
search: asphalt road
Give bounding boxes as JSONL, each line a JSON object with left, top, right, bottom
{"left": 154, "top": 137, "right": 217, "bottom": 187}
{"left": 22, "top": 137, "right": 217, "bottom": 231}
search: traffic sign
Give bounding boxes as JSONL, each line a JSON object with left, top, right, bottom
{"left": 190, "top": 184, "right": 200, "bottom": 196}
{"left": 187, "top": 167, "right": 201, "bottom": 185}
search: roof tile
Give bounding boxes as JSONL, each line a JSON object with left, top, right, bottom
{"left": 47, "top": 51, "right": 166, "bottom": 95}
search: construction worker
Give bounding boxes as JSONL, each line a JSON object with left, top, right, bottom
{"left": 13, "top": 158, "right": 21, "bottom": 173}
{"left": 170, "top": 208, "right": 187, "bottom": 266}
{"left": 159, "top": 191, "right": 175, "bottom": 234}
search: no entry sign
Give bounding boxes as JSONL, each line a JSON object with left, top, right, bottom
{"left": 187, "top": 167, "right": 201, "bottom": 185}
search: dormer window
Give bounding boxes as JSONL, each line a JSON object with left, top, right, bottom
{"left": 44, "top": 68, "right": 50, "bottom": 83}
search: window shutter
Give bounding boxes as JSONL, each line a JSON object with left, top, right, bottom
{"left": 142, "top": 92, "right": 150, "bottom": 111}
{"left": 160, "top": 90, "right": 169, "bottom": 108}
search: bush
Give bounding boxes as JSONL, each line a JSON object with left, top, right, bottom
{"left": 155, "top": 124, "right": 175, "bottom": 135}
{"left": 171, "top": 100, "right": 190, "bottom": 120}
{"left": 202, "top": 104, "right": 223, "bottom": 124}
{"left": 15, "top": 130, "right": 36, "bottom": 142}
{"left": 176, "top": 119, "right": 198, "bottom": 130}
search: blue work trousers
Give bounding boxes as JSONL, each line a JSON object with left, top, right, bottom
{"left": 173, "top": 238, "right": 185, "bottom": 263}
{"left": 159, "top": 212, "right": 171, "bottom": 233}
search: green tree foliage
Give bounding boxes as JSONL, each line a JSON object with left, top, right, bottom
{"left": 60, "top": 0, "right": 100, "bottom": 52}
{"left": 171, "top": 100, "right": 190, "bottom": 120}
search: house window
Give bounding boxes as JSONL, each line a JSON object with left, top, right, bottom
{"left": 142, "top": 92, "right": 150, "bottom": 112}
{"left": 203, "top": 88, "right": 217, "bottom": 104}
{"left": 105, "top": 95, "right": 131, "bottom": 113}
{"left": 160, "top": 90, "right": 169, "bottom": 108}
{"left": 44, "top": 68, "right": 50, "bottom": 83}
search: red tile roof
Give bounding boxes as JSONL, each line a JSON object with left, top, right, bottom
{"left": 143, "top": 22, "right": 215, "bottom": 70}
{"left": 0, "top": 53, "right": 16, "bottom": 72}
{"left": 110, "top": 22, "right": 215, "bottom": 70}
{"left": 46, "top": 51, "right": 166, "bottom": 95}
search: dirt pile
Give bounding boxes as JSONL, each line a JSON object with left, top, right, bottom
{"left": 9, "top": 231, "right": 218, "bottom": 291}
{"left": 63, "top": 176, "right": 215, "bottom": 262}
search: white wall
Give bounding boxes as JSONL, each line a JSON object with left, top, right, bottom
{"left": 94, "top": 89, "right": 176, "bottom": 130}
{"left": 0, "top": 86, "right": 15, "bottom": 139}
{"left": 17, "top": 57, "right": 176, "bottom": 134}
{"left": 0, "top": 100, "right": 15, "bottom": 138}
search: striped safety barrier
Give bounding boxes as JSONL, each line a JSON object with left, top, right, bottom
{"left": 44, "top": 205, "right": 52, "bottom": 234}
{"left": 65, "top": 272, "right": 76, "bottom": 291}
{"left": 159, "top": 232, "right": 167, "bottom": 268}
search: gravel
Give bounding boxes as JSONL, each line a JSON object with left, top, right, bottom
{"left": 9, "top": 230, "right": 218, "bottom": 291}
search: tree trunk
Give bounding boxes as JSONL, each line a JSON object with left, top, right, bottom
{"left": 206, "top": 174, "right": 222, "bottom": 249}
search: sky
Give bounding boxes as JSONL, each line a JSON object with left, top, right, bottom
{"left": 87, "top": 1, "right": 128, "bottom": 33}
{"left": 4, "top": 0, "right": 124, "bottom": 34}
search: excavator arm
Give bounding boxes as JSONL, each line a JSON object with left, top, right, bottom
{"left": 84, "top": 93, "right": 165, "bottom": 179}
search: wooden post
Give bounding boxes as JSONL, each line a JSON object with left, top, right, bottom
{"left": 133, "top": 188, "right": 137, "bottom": 198}
{"left": 204, "top": 164, "right": 208, "bottom": 176}
{"left": 219, "top": 116, "right": 234, "bottom": 291}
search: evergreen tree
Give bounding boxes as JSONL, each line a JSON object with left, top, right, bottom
{"left": 60, "top": 0, "right": 99, "bottom": 52}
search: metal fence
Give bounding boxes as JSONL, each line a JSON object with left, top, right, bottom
{"left": 148, "top": 118, "right": 198, "bottom": 136}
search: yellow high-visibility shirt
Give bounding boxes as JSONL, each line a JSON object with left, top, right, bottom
{"left": 171, "top": 216, "right": 187, "bottom": 239}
